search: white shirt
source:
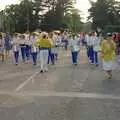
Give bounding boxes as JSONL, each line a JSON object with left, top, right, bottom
{"left": 55, "top": 36, "right": 61, "bottom": 46}
{"left": 93, "top": 36, "right": 101, "bottom": 51}
{"left": 69, "top": 39, "right": 80, "bottom": 52}
{"left": 86, "top": 36, "right": 94, "bottom": 46}
{"left": 85, "top": 35, "right": 89, "bottom": 42}
{"left": 11, "top": 38, "right": 20, "bottom": 52}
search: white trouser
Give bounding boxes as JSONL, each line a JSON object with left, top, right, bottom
{"left": 40, "top": 49, "right": 49, "bottom": 71}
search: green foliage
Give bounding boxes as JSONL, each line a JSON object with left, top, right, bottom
{"left": 41, "top": 0, "right": 83, "bottom": 32}
{"left": 1, "top": 0, "right": 83, "bottom": 33}
{"left": 88, "top": 0, "right": 120, "bottom": 30}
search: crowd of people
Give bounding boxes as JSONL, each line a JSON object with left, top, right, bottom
{"left": 0, "top": 31, "right": 120, "bottom": 79}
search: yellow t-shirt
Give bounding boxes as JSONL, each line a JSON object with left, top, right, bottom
{"left": 101, "top": 39, "right": 116, "bottom": 61}
{"left": 37, "top": 38, "right": 52, "bottom": 48}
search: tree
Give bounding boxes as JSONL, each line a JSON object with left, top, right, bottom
{"left": 1, "top": 0, "right": 83, "bottom": 33}
{"left": 88, "top": 0, "right": 120, "bottom": 30}
{"left": 3, "top": 0, "right": 40, "bottom": 33}
{"left": 40, "top": 0, "right": 83, "bottom": 32}
{"left": 70, "top": 9, "right": 83, "bottom": 32}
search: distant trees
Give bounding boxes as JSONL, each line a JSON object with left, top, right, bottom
{"left": 88, "top": 0, "right": 120, "bottom": 30}
{"left": 0, "top": 0, "right": 83, "bottom": 33}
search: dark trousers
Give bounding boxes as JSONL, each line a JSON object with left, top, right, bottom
{"left": 88, "top": 46, "right": 94, "bottom": 63}
{"left": 25, "top": 45, "right": 31, "bottom": 60}
{"left": 94, "top": 51, "right": 99, "bottom": 64}
{"left": 65, "top": 45, "right": 68, "bottom": 51}
{"left": 64, "top": 40, "right": 68, "bottom": 51}
{"left": 54, "top": 53, "right": 58, "bottom": 61}
{"left": 48, "top": 49, "right": 54, "bottom": 64}
{"left": 72, "top": 51, "right": 78, "bottom": 64}
{"left": 87, "top": 47, "right": 90, "bottom": 58}
{"left": 31, "top": 52, "right": 37, "bottom": 65}
{"left": 21, "top": 47, "right": 26, "bottom": 62}
{"left": 14, "top": 51, "right": 19, "bottom": 63}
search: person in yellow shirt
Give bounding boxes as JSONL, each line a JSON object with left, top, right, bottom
{"left": 37, "top": 33, "right": 52, "bottom": 73}
{"left": 101, "top": 33, "right": 116, "bottom": 79}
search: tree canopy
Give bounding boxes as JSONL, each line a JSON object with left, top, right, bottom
{"left": 0, "top": 0, "right": 83, "bottom": 33}
{"left": 88, "top": 0, "right": 120, "bottom": 31}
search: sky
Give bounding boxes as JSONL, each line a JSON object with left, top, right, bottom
{"left": 0, "top": 0, "right": 119, "bottom": 22}
{"left": 75, "top": 0, "right": 96, "bottom": 21}
{"left": 0, "top": 0, "right": 19, "bottom": 10}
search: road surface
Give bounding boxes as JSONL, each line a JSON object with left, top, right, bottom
{"left": 0, "top": 48, "right": 120, "bottom": 120}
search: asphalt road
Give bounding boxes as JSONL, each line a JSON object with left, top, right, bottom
{"left": 0, "top": 48, "right": 120, "bottom": 120}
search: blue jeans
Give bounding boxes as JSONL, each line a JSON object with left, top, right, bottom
{"left": 72, "top": 51, "right": 78, "bottom": 64}
{"left": 48, "top": 49, "right": 54, "bottom": 64}
{"left": 31, "top": 52, "right": 37, "bottom": 65}
{"left": 94, "top": 51, "right": 99, "bottom": 65}
{"left": 21, "top": 47, "right": 26, "bottom": 62}
{"left": 89, "top": 46, "right": 94, "bottom": 63}
{"left": 14, "top": 51, "right": 19, "bottom": 63}
{"left": 25, "top": 45, "right": 31, "bottom": 60}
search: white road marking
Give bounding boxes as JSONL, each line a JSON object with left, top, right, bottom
{"left": 15, "top": 70, "right": 40, "bottom": 92}
{"left": 21, "top": 91, "right": 120, "bottom": 100}
{"left": 0, "top": 91, "right": 120, "bottom": 100}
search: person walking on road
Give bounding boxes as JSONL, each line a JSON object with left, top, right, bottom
{"left": 19, "top": 35, "right": 26, "bottom": 63}
{"left": 30, "top": 33, "right": 39, "bottom": 66}
{"left": 25, "top": 35, "right": 31, "bottom": 62}
{"left": 93, "top": 34, "right": 101, "bottom": 66}
{"left": 37, "top": 33, "right": 52, "bottom": 73}
{"left": 85, "top": 32, "right": 94, "bottom": 64}
{"left": 0, "top": 34, "right": 4, "bottom": 62}
{"left": 101, "top": 33, "right": 117, "bottom": 79}
{"left": 48, "top": 32, "right": 54, "bottom": 65}
{"left": 11, "top": 34, "right": 20, "bottom": 65}
{"left": 69, "top": 34, "right": 80, "bottom": 65}
{"left": 4, "top": 33, "right": 11, "bottom": 59}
